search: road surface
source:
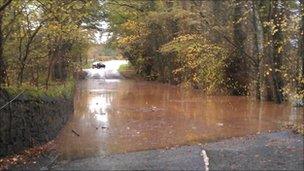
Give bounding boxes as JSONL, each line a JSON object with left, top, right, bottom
{"left": 6, "top": 60, "right": 304, "bottom": 170}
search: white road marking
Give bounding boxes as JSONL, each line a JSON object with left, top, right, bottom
{"left": 201, "top": 149, "right": 209, "bottom": 171}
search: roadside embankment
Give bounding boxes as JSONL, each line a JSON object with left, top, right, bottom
{"left": 0, "top": 85, "right": 74, "bottom": 157}
{"left": 118, "top": 63, "right": 140, "bottom": 80}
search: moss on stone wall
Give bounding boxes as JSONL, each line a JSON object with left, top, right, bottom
{"left": 0, "top": 89, "right": 73, "bottom": 157}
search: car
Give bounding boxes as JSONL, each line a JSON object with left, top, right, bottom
{"left": 92, "top": 61, "right": 106, "bottom": 69}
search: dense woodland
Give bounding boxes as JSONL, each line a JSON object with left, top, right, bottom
{"left": 0, "top": 0, "right": 103, "bottom": 89}
{"left": 0, "top": 0, "right": 303, "bottom": 105}
{"left": 105, "top": 0, "right": 304, "bottom": 105}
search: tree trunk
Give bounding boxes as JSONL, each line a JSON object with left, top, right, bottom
{"left": 164, "top": 0, "right": 174, "bottom": 11}
{"left": 252, "top": 0, "right": 264, "bottom": 100}
{"left": 298, "top": 0, "right": 304, "bottom": 102}
{"left": 52, "top": 41, "right": 71, "bottom": 81}
{"left": 180, "top": 0, "right": 188, "bottom": 10}
{"left": 0, "top": 11, "right": 6, "bottom": 85}
{"left": 271, "top": 0, "right": 285, "bottom": 103}
{"left": 0, "top": 0, "right": 13, "bottom": 85}
{"left": 211, "top": 0, "right": 225, "bottom": 43}
{"left": 35, "top": 66, "right": 39, "bottom": 87}
{"left": 226, "top": 0, "right": 248, "bottom": 95}
{"left": 18, "top": 63, "right": 25, "bottom": 85}
{"left": 45, "top": 46, "right": 54, "bottom": 89}
{"left": 257, "top": 0, "right": 275, "bottom": 101}
{"left": 297, "top": 0, "right": 303, "bottom": 78}
{"left": 45, "top": 61, "right": 52, "bottom": 89}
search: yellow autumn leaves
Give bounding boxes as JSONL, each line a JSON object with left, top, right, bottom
{"left": 117, "top": 20, "right": 149, "bottom": 47}
{"left": 161, "top": 34, "right": 228, "bottom": 93}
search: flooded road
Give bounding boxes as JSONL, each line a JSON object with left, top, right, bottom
{"left": 55, "top": 60, "right": 303, "bottom": 161}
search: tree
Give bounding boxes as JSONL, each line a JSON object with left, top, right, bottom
{"left": 0, "top": 0, "right": 103, "bottom": 88}
{"left": 226, "top": 0, "right": 248, "bottom": 95}
{"left": 252, "top": 0, "right": 264, "bottom": 100}
{"left": 270, "top": 0, "right": 285, "bottom": 103}
{"left": 105, "top": 0, "right": 303, "bottom": 104}
{"left": 0, "top": 0, "right": 13, "bottom": 85}
{"left": 298, "top": 0, "right": 304, "bottom": 103}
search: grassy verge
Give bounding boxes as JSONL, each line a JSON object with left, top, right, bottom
{"left": 118, "top": 63, "right": 139, "bottom": 79}
{"left": 82, "top": 62, "right": 92, "bottom": 69}
{"left": 1, "top": 80, "right": 75, "bottom": 100}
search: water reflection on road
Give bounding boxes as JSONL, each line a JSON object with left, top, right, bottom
{"left": 55, "top": 61, "right": 303, "bottom": 161}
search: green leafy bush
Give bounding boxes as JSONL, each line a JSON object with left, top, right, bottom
{"left": 2, "top": 80, "right": 75, "bottom": 100}
{"left": 161, "top": 34, "right": 227, "bottom": 93}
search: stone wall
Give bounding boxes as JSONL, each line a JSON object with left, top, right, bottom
{"left": 0, "top": 90, "right": 73, "bottom": 157}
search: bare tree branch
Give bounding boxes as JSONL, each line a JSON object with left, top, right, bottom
{"left": 108, "top": 0, "right": 144, "bottom": 12}
{"left": 0, "top": 0, "right": 13, "bottom": 12}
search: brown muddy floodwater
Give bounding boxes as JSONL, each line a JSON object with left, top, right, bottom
{"left": 55, "top": 67, "right": 303, "bottom": 161}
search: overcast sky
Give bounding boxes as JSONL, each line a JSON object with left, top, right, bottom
{"left": 94, "top": 21, "right": 111, "bottom": 44}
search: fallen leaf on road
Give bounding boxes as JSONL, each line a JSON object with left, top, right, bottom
{"left": 217, "top": 123, "right": 224, "bottom": 127}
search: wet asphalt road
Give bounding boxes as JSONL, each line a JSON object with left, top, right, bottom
{"left": 53, "top": 146, "right": 204, "bottom": 170}
{"left": 49, "top": 131, "right": 303, "bottom": 170}
{"left": 205, "top": 131, "right": 304, "bottom": 170}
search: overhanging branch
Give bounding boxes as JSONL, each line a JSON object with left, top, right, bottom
{"left": 0, "top": 0, "right": 13, "bottom": 12}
